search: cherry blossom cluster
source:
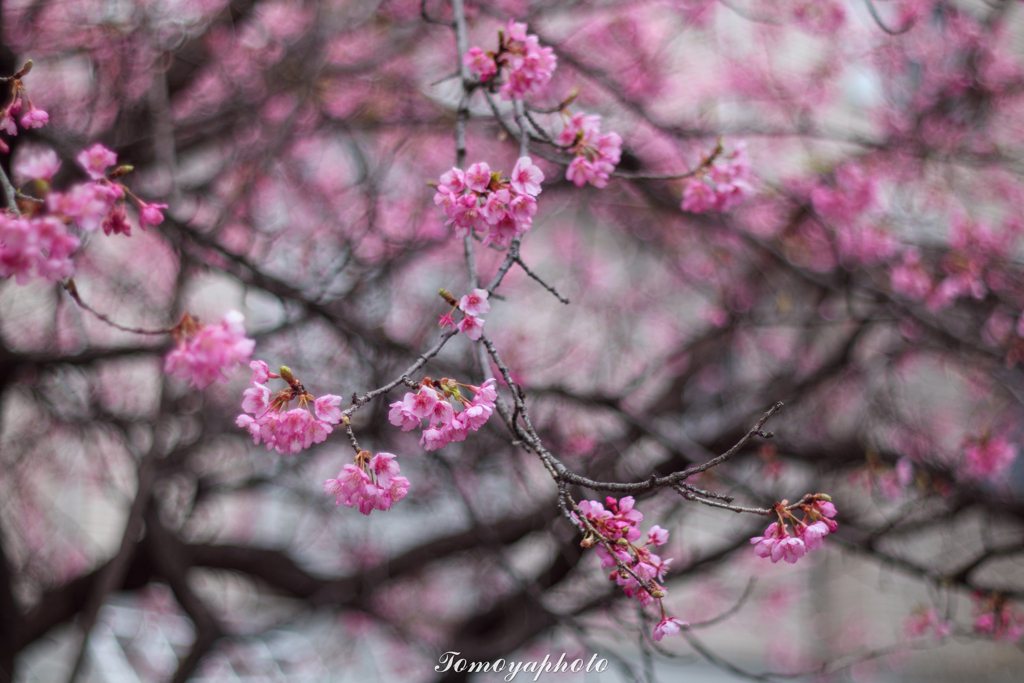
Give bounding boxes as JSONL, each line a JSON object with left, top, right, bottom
{"left": 165, "top": 311, "right": 255, "bottom": 389}
{"left": 557, "top": 112, "right": 622, "bottom": 189}
{"left": 324, "top": 450, "right": 410, "bottom": 515}
{"left": 463, "top": 20, "right": 556, "bottom": 100}
{"left": 389, "top": 377, "right": 497, "bottom": 451}
{"left": 973, "top": 593, "right": 1024, "bottom": 642}
{"left": 0, "top": 213, "right": 78, "bottom": 283}
{"left": 574, "top": 496, "right": 686, "bottom": 642}
{"left": 438, "top": 287, "right": 489, "bottom": 341}
{"left": 236, "top": 362, "right": 343, "bottom": 455}
{"left": 0, "top": 144, "right": 168, "bottom": 285}
{"left": 810, "top": 164, "right": 895, "bottom": 267}
{"left": 749, "top": 495, "right": 837, "bottom": 564}
{"left": 908, "top": 217, "right": 1017, "bottom": 312}
{"left": 0, "top": 61, "right": 49, "bottom": 153}
{"left": 680, "top": 142, "right": 753, "bottom": 214}
{"left": 433, "top": 157, "right": 544, "bottom": 249}
{"left": 962, "top": 435, "right": 1018, "bottom": 482}
{"left": 46, "top": 144, "right": 167, "bottom": 237}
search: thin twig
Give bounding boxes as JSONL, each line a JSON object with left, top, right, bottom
{"left": 514, "top": 255, "right": 570, "bottom": 304}
{"left": 62, "top": 279, "right": 177, "bottom": 336}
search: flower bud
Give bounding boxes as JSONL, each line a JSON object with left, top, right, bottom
{"left": 651, "top": 590, "right": 666, "bottom": 599}
{"left": 280, "top": 366, "right": 295, "bottom": 382}
{"left": 580, "top": 534, "right": 596, "bottom": 548}
{"left": 616, "top": 538, "right": 629, "bottom": 546}
{"left": 109, "top": 164, "right": 135, "bottom": 179}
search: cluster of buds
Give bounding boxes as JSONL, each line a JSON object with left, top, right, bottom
{"left": 973, "top": 593, "right": 1024, "bottom": 642}
{"left": 749, "top": 495, "right": 837, "bottom": 564}
{"left": 438, "top": 287, "right": 489, "bottom": 340}
{"left": 164, "top": 311, "right": 255, "bottom": 389}
{"left": 324, "top": 450, "right": 410, "bottom": 515}
{"left": 575, "top": 497, "right": 686, "bottom": 642}
{"left": 680, "top": 141, "right": 753, "bottom": 214}
{"left": 557, "top": 112, "right": 622, "bottom": 189}
{"left": 389, "top": 377, "right": 497, "bottom": 451}
{"left": 0, "top": 61, "right": 48, "bottom": 152}
{"left": 463, "top": 20, "right": 557, "bottom": 100}
{"left": 433, "top": 158, "right": 544, "bottom": 249}
{"left": 236, "top": 362, "right": 343, "bottom": 455}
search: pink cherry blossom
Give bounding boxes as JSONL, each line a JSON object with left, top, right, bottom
{"left": 647, "top": 525, "right": 668, "bottom": 546}
{"left": 750, "top": 522, "right": 784, "bottom": 559}
{"left": 165, "top": 311, "right": 255, "bottom": 389}
{"left": 459, "top": 288, "right": 490, "bottom": 316}
{"left": 463, "top": 47, "right": 497, "bottom": 82}
{"left": 14, "top": 146, "right": 61, "bottom": 183}
{"left": 102, "top": 204, "right": 131, "bottom": 236}
{"left": 771, "top": 536, "right": 807, "bottom": 564}
{"left": 799, "top": 521, "right": 829, "bottom": 551}
{"left": 315, "top": 394, "right": 343, "bottom": 423}
{"left": 402, "top": 385, "right": 439, "bottom": 419}
{"left": 510, "top": 157, "right": 544, "bottom": 197}
{"left": 19, "top": 108, "right": 48, "bottom": 129}
{"left": 250, "top": 360, "right": 270, "bottom": 384}
{"left": 242, "top": 383, "right": 272, "bottom": 416}
{"left": 138, "top": 201, "right": 168, "bottom": 230}
{"left": 457, "top": 314, "right": 484, "bottom": 340}
{"left": 48, "top": 182, "right": 124, "bottom": 233}
{"left": 464, "top": 162, "right": 491, "bottom": 193}
{"left": 653, "top": 616, "right": 686, "bottom": 642}
{"left": 76, "top": 143, "right": 118, "bottom": 180}
{"left": 681, "top": 180, "right": 716, "bottom": 213}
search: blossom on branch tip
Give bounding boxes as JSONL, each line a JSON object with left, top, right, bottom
{"left": 681, "top": 142, "right": 752, "bottom": 214}
{"left": 165, "top": 311, "right": 255, "bottom": 389}
{"left": 653, "top": 616, "right": 687, "bottom": 642}
{"left": 434, "top": 160, "right": 541, "bottom": 248}
{"left": 137, "top": 200, "right": 168, "bottom": 230}
{"left": 237, "top": 362, "right": 343, "bottom": 455}
{"left": 559, "top": 112, "right": 621, "bottom": 188}
{"left": 751, "top": 496, "right": 837, "bottom": 564}
{"left": 20, "top": 108, "right": 48, "bottom": 129}
{"left": 325, "top": 451, "right": 410, "bottom": 514}
{"left": 465, "top": 20, "right": 555, "bottom": 100}
{"left": 389, "top": 378, "right": 496, "bottom": 451}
